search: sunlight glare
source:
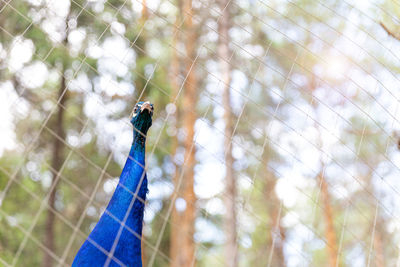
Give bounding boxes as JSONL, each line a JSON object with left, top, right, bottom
{"left": 324, "top": 55, "right": 348, "bottom": 79}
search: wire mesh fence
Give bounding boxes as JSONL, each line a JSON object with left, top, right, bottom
{"left": 1, "top": 0, "right": 400, "bottom": 266}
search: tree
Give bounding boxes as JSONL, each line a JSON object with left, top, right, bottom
{"left": 216, "top": 0, "right": 238, "bottom": 266}
{"left": 311, "top": 84, "right": 339, "bottom": 267}
{"left": 178, "top": 0, "right": 198, "bottom": 265}
{"left": 169, "top": 1, "right": 185, "bottom": 265}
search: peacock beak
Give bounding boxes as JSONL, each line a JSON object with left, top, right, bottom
{"left": 140, "top": 101, "right": 153, "bottom": 114}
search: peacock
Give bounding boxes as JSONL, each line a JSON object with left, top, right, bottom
{"left": 72, "top": 101, "right": 154, "bottom": 267}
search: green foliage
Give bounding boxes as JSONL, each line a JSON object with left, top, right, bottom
{"left": 1, "top": 0, "right": 400, "bottom": 266}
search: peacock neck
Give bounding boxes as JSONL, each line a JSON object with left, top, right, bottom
{"left": 118, "top": 129, "right": 147, "bottom": 190}
{"left": 73, "top": 112, "right": 151, "bottom": 267}
{"left": 131, "top": 129, "right": 146, "bottom": 155}
{"left": 123, "top": 131, "right": 144, "bottom": 175}
{"left": 103, "top": 128, "right": 147, "bottom": 265}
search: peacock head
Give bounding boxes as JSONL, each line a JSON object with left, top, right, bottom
{"left": 130, "top": 101, "right": 154, "bottom": 137}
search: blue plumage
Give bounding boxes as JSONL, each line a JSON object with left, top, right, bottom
{"left": 72, "top": 102, "right": 153, "bottom": 267}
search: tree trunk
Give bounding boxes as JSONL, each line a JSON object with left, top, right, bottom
{"left": 217, "top": 1, "right": 238, "bottom": 266}
{"left": 141, "top": 0, "right": 148, "bottom": 23}
{"left": 179, "top": 0, "right": 197, "bottom": 265}
{"left": 141, "top": 232, "right": 146, "bottom": 267}
{"left": 42, "top": 73, "right": 67, "bottom": 267}
{"left": 374, "top": 228, "right": 385, "bottom": 267}
{"left": 140, "top": 3, "right": 148, "bottom": 265}
{"left": 169, "top": 6, "right": 184, "bottom": 267}
{"left": 264, "top": 169, "right": 286, "bottom": 267}
{"left": 270, "top": 207, "right": 286, "bottom": 267}
{"left": 134, "top": 0, "right": 149, "bottom": 100}
{"left": 317, "top": 172, "right": 338, "bottom": 267}
{"left": 310, "top": 80, "right": 338, "bottom": 267}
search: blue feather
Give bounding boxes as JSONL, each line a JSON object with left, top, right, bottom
{"left": 72, "top": 102, "right": 153, "bottom": 267}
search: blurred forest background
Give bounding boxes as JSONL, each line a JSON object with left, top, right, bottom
{"left": 1, "top": 0, "right": 400, "bottom": 266}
